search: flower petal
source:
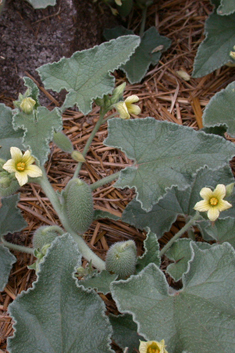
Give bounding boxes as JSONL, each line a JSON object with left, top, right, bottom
{"left": 15, "top": 171, "right": 28, "bottom": 186}
{"left": 22, "top": 150, "right": 35, "bottom": 165}
{"left": 194, "top": 199, "right": 210, "bottom": 212}
{"left": 115, "top": 101, "right": 130, "bottom": 119}
{"left": 199, "top": 187, "right": 213, "bottom": 200}
{"left": 213, "top": 184, "right": 226, "bottom": 199}
{"left": 126, "top": 103, "right": 141, "bottom": 115}
{"left": 217, "top": 199, "right": 232, "bottom": 212}
{"left": 139, "top": 341, "right": 148, "bottom": 353}
{"left": 10, "top": 147, "right": 22, "bottom": 161}
{"left": 125, "top": 95, "right": 139, "bottom": 103}
{"left": 3, "top": 159, "right": 17, "bottom": 173}
{"left": 26, "top": 165, "right": 42, "bottom": 178}
{"left": 207, "top": 207, "right": 220, "bottom": 222}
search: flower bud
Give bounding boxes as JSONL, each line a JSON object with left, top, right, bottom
{"left": 0, "top": 175, "right": 20, "bottom": 197}
{"left": 32, "top": 225, "right": 64, "bottom": 250}
{"left": 110, "top": 82, "right": 126, "bottom": 105}
{"left": 71, "top": 151, "right": 85, "bottom": 162}
{"left": 20, "top": 97, "right": 36, "bottom": 114}
{"left": 105, "top": 240, "right": 137, "bottom": 279}
{"left": 53, "top": 131, "right": 74, "bottom": 153}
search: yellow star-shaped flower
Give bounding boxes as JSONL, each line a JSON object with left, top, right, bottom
{"left": 3, "top": 147, "right": 42, "bottom": 186}
{"left": 194, "top": 184, "right": 232, "bottom": 222}
{"left": 114, "top": 95, "right": 141, "bottom": 119}
{"left": 139, "top": 340, "right": 168, "bottom": 353}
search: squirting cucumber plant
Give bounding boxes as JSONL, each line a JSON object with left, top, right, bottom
{"left": 1, "top": 1, "right": 235, "bottom": 352}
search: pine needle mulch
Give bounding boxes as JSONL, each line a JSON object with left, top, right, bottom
{"left": 1, "top": 0, "right": 235, "bottom": 351}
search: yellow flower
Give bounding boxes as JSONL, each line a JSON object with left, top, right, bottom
{"left": 194, "top": 184, "right": 232, "bottom": 222}
{"left": 3, "top": 147, "right": 42, "bottom": 186}
{"left": 114, "top": 95, "right": 141, "bottom": 119}
{"left": 115, "top": 0, "right": 122, "bottom": 5}
{"left": 139, "top": 340, "right": 168, "bottom": 353}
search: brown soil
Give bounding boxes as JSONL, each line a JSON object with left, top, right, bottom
{"left": 1, "top": 0, "right": 235, "bottom": 351}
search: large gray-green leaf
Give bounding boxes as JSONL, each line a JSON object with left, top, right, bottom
{"left": 79, "top": 270, "right": 117, "bottom": 295}
{"left": 8, "top": 234, "right": 114, "bottom": 353}
{"left": 136, "top": 230, "right": 160, "bottom": 273}
{"left": 13, "top": 107, "right": 62, "bottom": 164}
{"left": 111, "top": 242, "right": 235, "bottom": 353}
{"left": 37, "top": 36, "right": 140, "bottom": 114}
{"left": 0, "top": 194, "right": 27, "bottom": 236}
{"left": 105, "top": 118, "right": 235, "bottom": 211}
{"left": 203, "top": 217, "right": 235, "bottom": 248}
{"left": 202, "top": 81, "right": 235, "bottom": 137}
{"left": 109, "top": 313, "right": 145, "bottom": 352}
{"left": 193, "top": 12, "right": 235, "bottom": 77}
{"left": 26, "top": 0, "right": 56, "bottom": 9}
{"left": 103, "top": 26, "right": 171, "bottom": 84}
{"left": 166, "top": 239, "right": 211, "bottom": 282}
{"left": 0, "top": 104, "right": 24, "bottom": 160}
{"left": 0, "top": 245, "right": 16, "bottom": 291}
{"left": 217, "top": 0, "right": 235, "bottom": 15}
{"left": 93, "top": 210, "right": 120, "bottom": 221}
{"left": 122, "top": 165, "right": 235, "bottom": 237}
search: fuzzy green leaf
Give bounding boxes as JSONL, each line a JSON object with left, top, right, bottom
{"left": 104, "top": 26, "right": 171, "bottom": 84}
{"left": 202, "top": 217, "right": 235, "bottom": 248}
{"left": 37, "top": 36, "right": 140, "bottom": 114}
{"left": 111, "top": 242, "right": 235, "bottom": 353}
{"left": 26, "top": 0, "right": 56, "bottom": 9}
{"left": 105, "top": 118, "right": 235, "bottom": 211}
{"left": 217, "top": 0, "right": 235, "bottom": 15}
{"left": 8, "top": 234, "right": 114, "bottom": 353}
{"left": 13, "top": 107, "right": 62, "bottom": 164}
{"left": 193, "top": 12, "right": 235, "bottom": 77}
{"left": 0, "top": 245, "right": 16, "bottom": 291}
{"left": 0, "top": 104, "right": 24, "bottom": 160}
{"left": 0, "top": 194, "right": 27, "bottom": 236}
{"left": 136, "top": 230, "right": 160, "bottom": 273}
{"left": 122, "top": 165, "right": 235, "bottom": 237}
{"left": 202, "top": 81, "right": 235, "bottom": 137}
{"left": 166, "top": 239, "right": 211, "bottom": 282}
{"left": 109, "top": 313, "right": 145, "bottom": 352}
{"left": 79, "top": 270, "right": 118, "bottom": 295}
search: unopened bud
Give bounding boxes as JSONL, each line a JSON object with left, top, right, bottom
{"left": 20, "top": 97, "right": 36, "bottom": 114}
{"left": 110, "top": 82, "right": 126, "bottom": 105}
{"left": 225, "top": 182, "right": 234, "bottom": 198}
{"left": 71, "top": 150, "right": 85, "bottom": 162}
{"left": 176, "top": 70, "right": 190, "bottom": 81}
{"left": 53, "top": 131, "right": 74, "bottom": 153}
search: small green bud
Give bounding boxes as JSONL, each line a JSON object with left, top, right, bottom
{"left": 33, "top": 225, "right": 64, "bottom": 250}
{"left": 53, "top": 131, "right": 74, "bottom": 153}
{"left": 105, "top": 240, "right": 137, "bottom": 279}
{"left": 225, "top": 182, "right": 234, "bottom": 198}
{"left": 71, "top": 150, "right": 86, "bottom": 162}
{"left": 63, "top": 178, "right": 94, "bottom": 234}
{"left": 20, "top": 97, "right": 36, "bottom": 114}
{"left": 110, "top": 82, "right": 126, "bottom": 105}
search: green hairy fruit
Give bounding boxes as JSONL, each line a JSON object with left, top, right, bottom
{"left": 105, "top": 240, "right": 137, "bottom": 279}
{"left": 33, "top": 225, "right": 64, "bottom": 250}
{"left": 63, "top": 178, "right": 94, "bottom": 234}
{"left": 53, "top": 131, "right": 74, "bottom": 153}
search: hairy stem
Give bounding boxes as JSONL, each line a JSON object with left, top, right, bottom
{"left": 73, "top": 108, "right": 106, "bottom": 178}
{"left": 139, "top": 6, "right": 147, "bottom": 37}
{"left": 160, "top": 212, "right": 201, "bottom": 256}
{"left": 38, "top": 167, "right": 105, "bottom": 270}
{"left": 91, "top": 171, "right": 120, "bottom": 191}
{"left": 1, "top": 237, "right": 34, "bottom": 255}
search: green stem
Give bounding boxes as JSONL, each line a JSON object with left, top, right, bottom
{"left": 1, "top": 237, "right": 34, "bottom": 255}
{"left": 73, "top": 108, "right": 106, "bottom": 179}
{"left": 38, "top": 167, "right": 105, "bottom": 271}
{"left": 91, "top": 171, "right": 120, "bottom": 191}
{"left": 160, "top": 212, "right": 201, "bottom": 256}
{"left": 139, "top": 6, "right": 147, "bottom": 37}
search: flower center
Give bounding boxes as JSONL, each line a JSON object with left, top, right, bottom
{"left": 16, "top": 162, "right": 26, "bottom": 171}
{"left": 147, "top": 343, "right": 160, "bottom": 353}
{"left": 209, "top": 197, "right": 218, "bottom": 206}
